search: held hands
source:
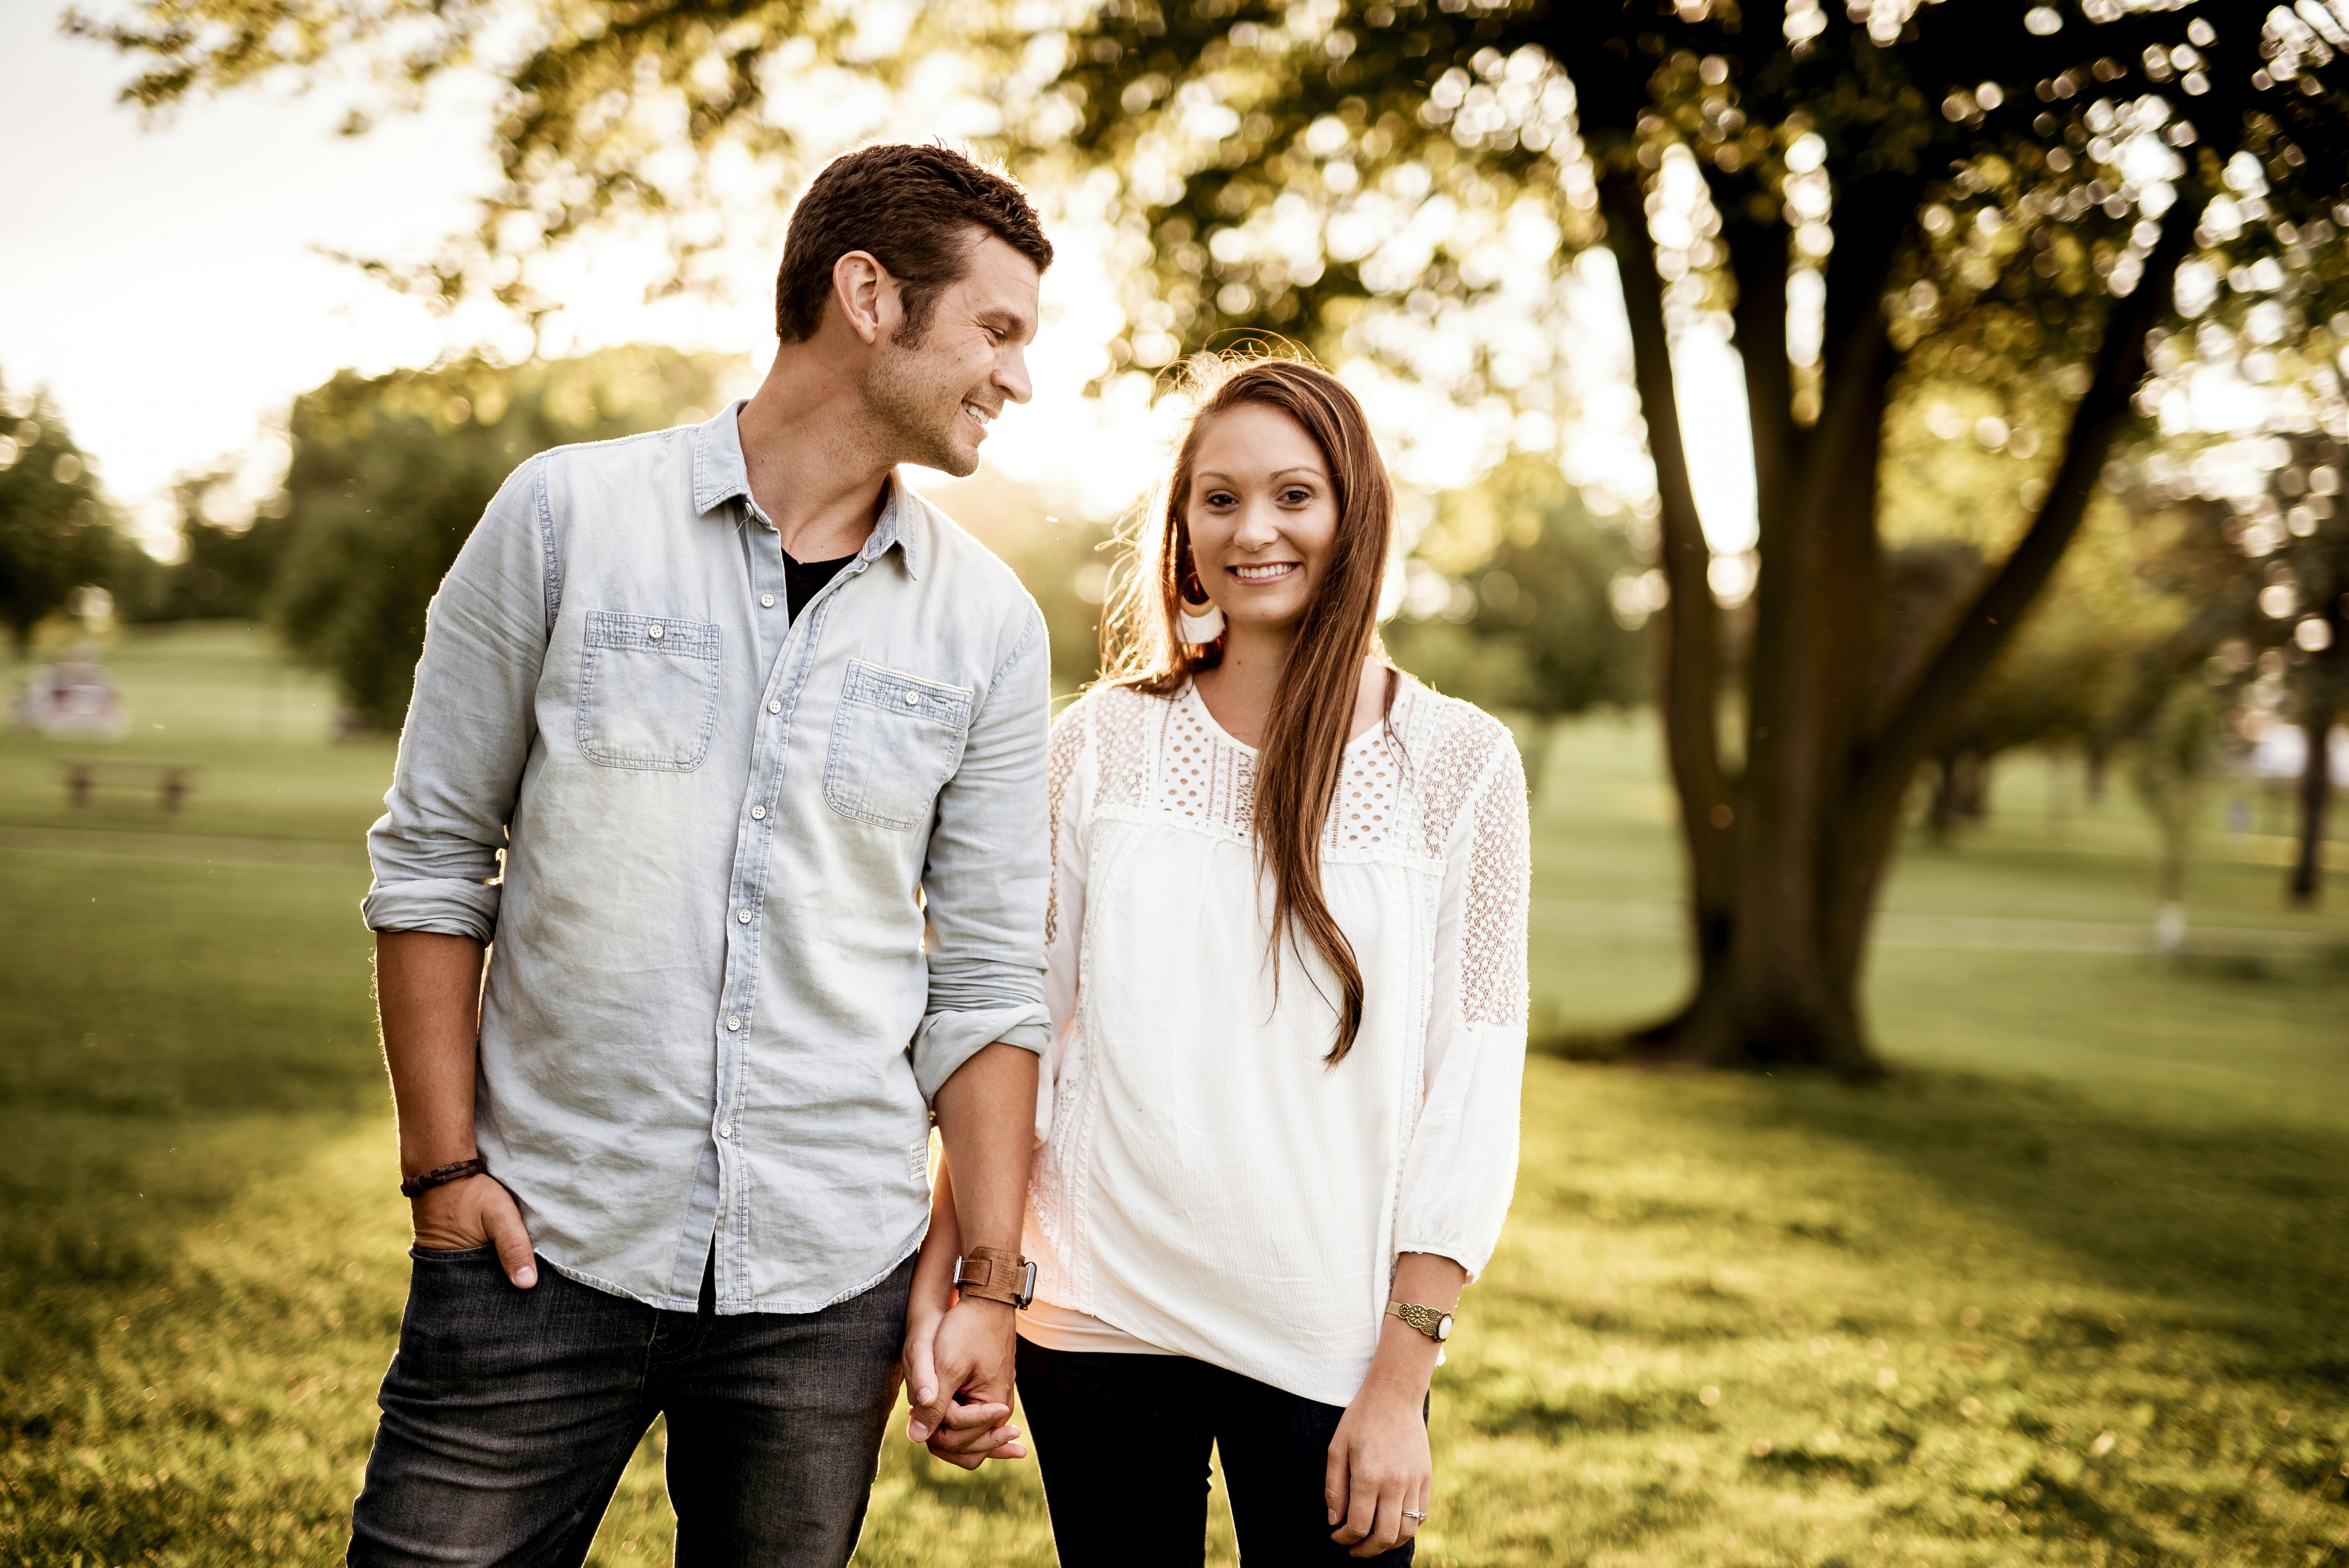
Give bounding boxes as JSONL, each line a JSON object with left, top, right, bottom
{"left": 901, "top": 1286, "right": 1025, "bottom": 1469}
{"left": 411, "top": 1172, "right": 538, "bottom": 1289}
{"left": 1325, "top": 1379, "right": 1432, "bottom": 1558}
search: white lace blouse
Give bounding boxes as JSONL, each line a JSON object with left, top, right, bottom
{"left": 1019, "top": 676, "right": 1530, "bottom": 1407}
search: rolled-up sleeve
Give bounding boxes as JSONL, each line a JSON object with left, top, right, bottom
{"left": 1393, "top": 732, "right": 1531, "bottom": 1281}
{"left": 360, "top": 458, "right": 551, "bottom": 941}
{"left": 907, "top": 603, "right": 1053, "bottom": 1101}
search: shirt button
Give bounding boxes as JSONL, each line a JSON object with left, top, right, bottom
{"left": 903, "top": 690, "right": 921, "bottom": 707}
{"left": 760, "top": 593, "right": 776, "bottom": 608}
{"left": 736, "top": 909, "right": 752, "bottom": 924}
{"left": 647, "top": 624, "right": 664, "bottom": 640}
{"left": 767, "top": 699, "right": 782, "bottom": 714}
{"left": 718, "top": 1123, "right": 734, "bottom": 1139}
{"left": 750, "top": 805, "right": 766, "bottom": 820}
{"left": 725, "top": 1016, "right": 741, "bottom": 1031}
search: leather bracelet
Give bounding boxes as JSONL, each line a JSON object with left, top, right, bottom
{"left": 952, "top": 1246, "right": 1036, "bottom": 1309}
{"left": 400, "top": 1158, "right": 489, "bottom": 1199}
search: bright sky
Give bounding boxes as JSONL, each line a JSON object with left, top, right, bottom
{"left": 1, "top": 7, "right": 1758, "bottom": 559}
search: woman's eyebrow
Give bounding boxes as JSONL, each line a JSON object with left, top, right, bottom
{"left": 1194, "top": 466, "right": 1328, "bottom": 483}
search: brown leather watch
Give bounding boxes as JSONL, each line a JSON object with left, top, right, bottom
{"left": 952, "top": 1247, "right": 1037, "bottom": 1309}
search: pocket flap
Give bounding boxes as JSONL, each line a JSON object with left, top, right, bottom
{"left": 586, "top": 609, "right": 720, "bottom": 661}
{"left": 840, "top": 660, "right": 972, "bottom": 730}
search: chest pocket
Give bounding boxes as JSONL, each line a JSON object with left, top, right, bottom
{"left": 824, "top": 660, "right": 973, "bottom": 830}
{"left": 577, "top": 610, "right": 722, "bottom": 771}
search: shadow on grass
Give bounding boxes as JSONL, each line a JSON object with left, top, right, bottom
{"left": 1645, "top": 1060, "right": 2349, "bottom": 1392}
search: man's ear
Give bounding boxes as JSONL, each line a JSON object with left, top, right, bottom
{"left": 831, "top": 250, "right": 900, "bottom": 346}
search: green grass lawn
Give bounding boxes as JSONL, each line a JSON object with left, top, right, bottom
{"left": 2, "top": 624, "right": 2344, "bottom": 1566}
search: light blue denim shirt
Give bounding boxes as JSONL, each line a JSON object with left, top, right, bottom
{"left": 362, "top": 404, "right": 1052, "bottom": 1314}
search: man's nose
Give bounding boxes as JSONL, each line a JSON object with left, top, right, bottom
{"left": 995, "top": 347, "right": 1034, "bottom": 406}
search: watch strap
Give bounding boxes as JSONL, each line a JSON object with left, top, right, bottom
{"left": 953, "top": 1247, "right": 1036, "bottom": 1309}
{"left": 1386, "top": 1300, "right": 1450, "bottom": 1340}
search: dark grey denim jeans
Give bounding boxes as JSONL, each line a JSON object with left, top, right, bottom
{"left": 348, "top": 1245, "right": 914, "bottom": 1568}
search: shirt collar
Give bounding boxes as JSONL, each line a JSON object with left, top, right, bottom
{"left": 693, "top": 400, "right": 922, "bottom": 580}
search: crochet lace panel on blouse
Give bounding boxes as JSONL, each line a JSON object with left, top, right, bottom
{"left": 1044, "top": 713, "right": 1084, "bottom": 948}
{"left": 1059, "top": 683, "right": 1527, "bottom": 1026}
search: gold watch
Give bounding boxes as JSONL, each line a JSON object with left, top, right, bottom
{"left": 1387, "top": 1300, "right": 1454, "bottom": 1342}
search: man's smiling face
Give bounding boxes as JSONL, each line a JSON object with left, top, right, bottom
{"left": 861, "top": 231, "right": 1040, "bottom": 478}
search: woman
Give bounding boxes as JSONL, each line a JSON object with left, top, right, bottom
{"left": 919, "top": 356, "right": 1529, "bottom": 1563}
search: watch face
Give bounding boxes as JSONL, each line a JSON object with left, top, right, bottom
{"left": 1436, "top": 1313, "right": 1453, "bottom": 1341}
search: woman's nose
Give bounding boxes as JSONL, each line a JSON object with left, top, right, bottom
{"left": 1232, "top": 500, "right": 1282, "bottom": 549}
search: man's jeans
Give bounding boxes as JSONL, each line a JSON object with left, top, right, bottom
{"left": 348, "top": 1246, "right": 914, "bottom": 1567}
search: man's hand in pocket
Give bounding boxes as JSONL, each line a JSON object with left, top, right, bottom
{"left": 412, "top": 1173, "right": 537, "bottom": 1288}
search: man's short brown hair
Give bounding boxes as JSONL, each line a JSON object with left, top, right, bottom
{"left": 775, "top": 144, "right": 1053, "bottom": 344}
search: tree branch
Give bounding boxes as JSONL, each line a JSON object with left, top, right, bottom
{"left": 1602, "top": 174, "right": 1732, "bottom": 923}
{"left": 1852, "top": 196, "right": 2199, "bottom": 818}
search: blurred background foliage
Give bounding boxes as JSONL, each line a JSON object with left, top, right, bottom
{"left": 269, "top": 346, "right": 739, "bottom": 729}
{"left": 0, "top": 379, "right": 113, "bottom": 657}
{"left": 83, "top": 347, "right": 739, "bottom": 730}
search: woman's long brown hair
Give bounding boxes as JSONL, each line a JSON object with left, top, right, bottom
{"left": 1100, "top": 353, "right": 1396, "bottom": 1064}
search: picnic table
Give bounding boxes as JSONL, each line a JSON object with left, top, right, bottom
{"left": 59, "top": 759, "right": 199, "bottom": 814}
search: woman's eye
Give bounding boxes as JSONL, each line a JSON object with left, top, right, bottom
{"left": 1282, "top": 488, "right": 1313, "bottom": 504}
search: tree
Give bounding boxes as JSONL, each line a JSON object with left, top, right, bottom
{"left": 2110, "top": 428, "right": 2349, "bottom": 906}
{"left": 65, "top": 0, "right": 925, "bottom": 326}
{"left": 111, "top": 463, "right": 295, "bottom": 625}
{"left": 273, "top": 347, "right": 738, "bottom": 728}
{"left": 1380, "top": 455, "right": 1645, "bottom": 796}
{"left": 76, "top": 0, "right": 2349, "bottom": 1072}
{"left": 1883, "top": 502, "right": 2187, "bottom": 839}
{"left": 1039, "top": 1, "right": 2348, "bottom": 1074}
{"left": 0, "top": 380, "right": 112, "bottom": 659}
{"left": 2127, "top": 681, "right": 2222, "bottom": 954}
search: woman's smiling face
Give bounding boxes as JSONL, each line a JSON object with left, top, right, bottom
{"left": 1182, "top": 401, "right": 1340, "bottom": 641}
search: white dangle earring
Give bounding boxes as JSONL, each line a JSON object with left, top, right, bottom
{"left": 1177, "top": 599, "right": 1226, "bottom": 644}
{"left": 1176, "top": 542, "right": 1224, "bottom": 644}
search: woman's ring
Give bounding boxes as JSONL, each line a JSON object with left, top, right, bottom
{"left": 1402, "top": 1510, "right": 1428, "bottom": 1522}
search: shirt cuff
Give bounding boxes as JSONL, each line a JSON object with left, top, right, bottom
{"left": 911, "top": 1004, "right": 1051, "bottom": 1103}
{"left": 360, "top": 878, "right": 502, "bottom": 943}
{"left": 1392, "top": 1234, "right": 1495, "bottom": 1285}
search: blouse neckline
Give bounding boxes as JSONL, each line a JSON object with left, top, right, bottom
{"left": 1180, "top": 671, "right": 1413, "bottom": 760}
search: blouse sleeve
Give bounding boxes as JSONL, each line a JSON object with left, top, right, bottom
{"left": 1393, "top": 723, "right": 1531, "bottom": 1281}
{"left": 1035, "top": 702, "right": 1091, "bottom": 1145}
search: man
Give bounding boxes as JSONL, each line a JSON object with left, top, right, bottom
{"left": 350, "top": 143, "right": 1053, "bottom": 1566}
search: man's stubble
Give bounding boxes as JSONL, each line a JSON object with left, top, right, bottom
{"left": 859, "top": 329, "right": 980, "bottom": 479}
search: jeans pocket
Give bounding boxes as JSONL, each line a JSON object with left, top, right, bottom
{"left": 577, "top": 609, "right": 722, "bottom": 770}
{"left": 408, "top": 1242, "right": 499, "bottom": 1260}
{"left": 823, "top": 660, "right": 972, "bottom": 830}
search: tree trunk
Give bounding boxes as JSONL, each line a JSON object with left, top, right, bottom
{"left": 2292, "top": 694, "right": 2337, "bottom": 907}
{"left": 2289, "top": 537, "right": 2344, "bottom": 905}
{"left": 1600, "top": 176, "right": 1737, "bottom": 1045}
{"left": 1928, "top": 748, "right": 1964, "bottom": 843}
{"left": 1602, "top": 164, "right": 2198, "bottom": 1079}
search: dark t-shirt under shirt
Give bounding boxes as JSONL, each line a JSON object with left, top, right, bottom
{"left": 785, "top": 551, "right": 855, "bottom": 622}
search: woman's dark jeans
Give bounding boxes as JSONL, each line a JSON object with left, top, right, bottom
{"left": 348, "top": 1246, "right": 913, "bottom": 1568}
{"left": 1016, "top": 1337, "right": 1418, "bottom": 1566}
